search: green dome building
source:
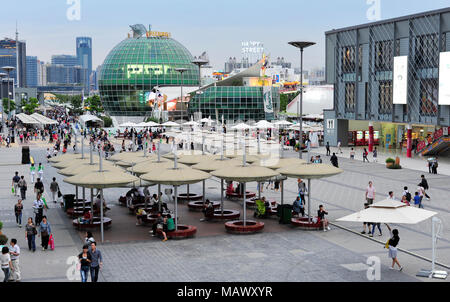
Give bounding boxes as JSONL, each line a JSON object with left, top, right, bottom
{"left": 99, "top": 27, "right": 199, "bottom": 117}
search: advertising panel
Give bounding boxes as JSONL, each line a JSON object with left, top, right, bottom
{"left": 393, "top": 56, "right": 408, "bottom": 104}
{"left": 439, "top": 52, "right": 450, "bottom": 105}
{"left": 263, "top": 86, "right": 274, "bottom": 114}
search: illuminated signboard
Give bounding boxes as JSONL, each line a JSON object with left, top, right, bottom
{"left": 356, "top": 131, "right": 363, "bottom": 140}
{"left": 439, "top": 52, "right": 450, "bottom": 105}
{"left": 146, "top": 31, "right": 171, "bottom": 38}
{"left": 393, "top": 56, "right": 408, "bottom": 104}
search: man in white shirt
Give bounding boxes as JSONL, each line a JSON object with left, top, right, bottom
{"left": 365, "top": 181, "right": 376, "bottom": 204}
{"left": 9, "top": 239, "right": 20, "bottom": 282}
{"left": 33, "top": 195, "right": 45, "bottom": 225}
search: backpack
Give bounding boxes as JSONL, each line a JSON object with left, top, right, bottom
{"left": 405, "top": 192, "right": 412, "bottom": 202}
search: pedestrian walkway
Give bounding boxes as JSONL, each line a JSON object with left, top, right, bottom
{"left": 314, "top": 146, "right": 450, "bottom": 176}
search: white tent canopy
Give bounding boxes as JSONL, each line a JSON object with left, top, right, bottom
{"left": 79, "top": 114, "right": 104, "bottom": 128}
{"left": 337, "top": 199, "right": 437, "bottom": 224}
{"left": 15, "top": 113, "right": 41, "bottom": 125}
{"left": 30, "top": 113, "right": 58, "bottom": 125}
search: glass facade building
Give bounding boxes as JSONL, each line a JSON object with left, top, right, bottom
{"left": 51, "top": 55, "right": 78, "bottom": 67}
{"left": 188, "top": 86, "right": 279, "bottom": 121}
{"left": 99, "top": 36, "right": 199, "bottom": 117}
{"left": 76, "top": 37, "right": 93, "bottom": 90}
{"left": 0, "top": 38, "right": 27, "bottom": 88}
{"left": 26, "top": 56, "right": 38, "bottom": 88}
{"left": 324, "top": 8, "right": 450, "bottom": 147}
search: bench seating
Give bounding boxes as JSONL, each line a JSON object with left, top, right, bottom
{"left": 155, "top": 224, "right": 197, "bottom": 239}
{"left": 224, "top": 220, "right": 264, "bottom": 234}
{"left": 73, "top": 217, "right": 112, "bottom": 229}
{"left": 291, "top": 217, "right": 322, "bottom": 230}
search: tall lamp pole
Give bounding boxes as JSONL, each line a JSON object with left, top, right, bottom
{"left": 175, "top": 68, "right": 188, "bottom": 122}
{"left": 2, "top": 66, "right": 16, "bottom": 133}
{"left": 288, "top": 42, "right": 315, "bottom": 159}
{"left": 191, "top": 58, "right": 208, "bottom": 120}
{"left": 0, "top": 72, "right": 6, "bottom": 133}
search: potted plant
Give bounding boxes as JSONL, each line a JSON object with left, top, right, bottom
{"left": 385, "top": 158, "right": 395, "bottom": 168}
{"left": 386, "top": 157, "right": 402, "bottom": 170}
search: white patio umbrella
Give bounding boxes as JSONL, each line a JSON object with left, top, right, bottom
{"left": 144, "top": 121, "right": 160, "bottom": 127}
{"left": 183, "top": 121, "right": 199, "bottom": 126}
{"left": 337, "top": 199, "right": 445, "bottom": 278}
{"left": 277, "top": 164, "right": 343, "bottom": 224}
{"left": 119, "top": 122, "right": 137, "bottom": 127}
{"left": 337, "top": 199, "right": 437, "bottom": 224}
{"left": 64, "top": 152, "right": 139, "bottom": 242}
{"left": 199, "top": 118, "right": 213, "bottom": 123}
{"left": 134, "top": 122, "right": 148, "bottom": 128}
{"left": 231, "top": 123, "right": 251, "bottom": 130}
{"left": 161, "top": 121, "right": 180, "bottom": 127}
{"left": 274, "top": 120, "right": 293, "bottom": 126}
{"left": 140, "top": 146, "right": 210, "bottom": 231}
{"left": 255, "top": 120, "right": 275, "bottom": 129}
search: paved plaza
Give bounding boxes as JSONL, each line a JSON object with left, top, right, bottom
{"left": 0, "top": 140, "right": 449, "bottom": 282}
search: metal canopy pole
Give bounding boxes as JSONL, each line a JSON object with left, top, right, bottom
{"left": 258, "top": 182, "right": 261, "bottom": 200}
{"left": 298, "top": 48, "right": 303, "bottom": 160}
{"left": 158, "top": 184, "right": 162, "bottom": 212}
{"left": 100, "top": 188, "right": 104, "bottom": 243}
{"left": 221, "top": 179, "right": 224, "bottom": 216}
{"left": 174, "top": 185, "right": 178, "bottom": 230}
{"left": 243, "top": 183, "right": 247, "bottom": 226}
{"left": 82, "top": 188, "right": 86, "bottom": 211}
{"left": 308, "top": 179, "right": 311, "bottom": 224}
{"left": 202, "top": 180, "right": 206, "bottom": 205}
{"left": 99, "top": 148, "right": 104, "bottom": 242}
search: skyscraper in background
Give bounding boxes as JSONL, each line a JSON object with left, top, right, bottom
{"left": 76, "top": 37, "right": 92, "bottom": 91}
{"left": 51, "top": 54, "right": 78, "bottom": 67}
{"left": 0, "top": 38, "right": 27, "bottom": 87}
{"left": 26, "top": 56, "right": 38, "bottom": 87}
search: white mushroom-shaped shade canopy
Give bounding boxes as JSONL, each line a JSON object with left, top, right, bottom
{"left": 277, "top": 164, "right": 343, "bottom": 180}
{"left": 140, "top": 167, "right": 210, "bottom": 186}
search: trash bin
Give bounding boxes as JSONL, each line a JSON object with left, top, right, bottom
{"left": 21, "top": 146, "right": 30, "bottom": 164}
{"left": 278, "top": 204, "right": 293, "bottom": 224}
{"left": 63, "top": 194, "right": 75, "bottom": 211}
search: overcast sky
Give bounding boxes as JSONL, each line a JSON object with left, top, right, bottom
{"left": 1, "top": 0, "right": 449, "bottom": 71}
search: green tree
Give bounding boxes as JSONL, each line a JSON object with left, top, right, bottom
{"left": 279, "top": 91, "right": 300, "bottom": 112}
{"left": 146, "top": 116, "right": 160, "bottom": 123}
{"left": 100, "top": 116, "right": 112, "bottom": 127}
{"left": 85, "top": 95, "right": 104, "bottom": 115}
{"left": 2, "top": 98, "right": 16, "bottom": 114}
{"left": 22, "top": 97, "right": 40, "bottom": 114}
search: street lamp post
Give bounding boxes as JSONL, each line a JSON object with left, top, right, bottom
{"left": 175, "top": 68, "right": 188, "bottom": 122}
{"left": 2, "top": 66, "right": 16, "bottom": 124}
{"left": 191, "top": 58, "right": 208, "bottom": 120}
{"left": 288, "top": 42, "right": 315, "bottom": 159}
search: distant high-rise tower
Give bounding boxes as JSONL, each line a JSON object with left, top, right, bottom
{"left": 76, "top": 37, "right": 92, "bottom": 91}
{"left": 0, "top": 38, "right": 27, "bottom": 87}
{"left": 51, "top": 54, "right": 78, "bottom": 67}
{"left": 26, "top": 56, "right": 39, "bottom": 87}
